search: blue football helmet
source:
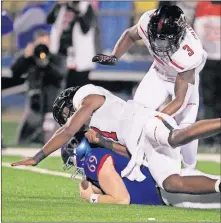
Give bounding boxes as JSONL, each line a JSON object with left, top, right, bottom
{"left": 61, "top": 136, "right": 92, "bottom": 179}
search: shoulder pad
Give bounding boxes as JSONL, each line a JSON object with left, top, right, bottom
{"left": 170, "top": 30, "right": 207, "bottom": 72}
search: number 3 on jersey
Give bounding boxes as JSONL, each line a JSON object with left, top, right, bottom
{"left": 183, "top": 44, "right": 194, "bottom": 56}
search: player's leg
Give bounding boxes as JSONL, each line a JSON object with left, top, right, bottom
{"left": 144, "top": 112, "right": 179, "bottom": 150}
{"left": 144, "top": 113, "right": 220, "bottom": 151}
{"left": 133, "top": 65, "right": 169, "bottom": 109}
{"left": 175, "top": 78, "right": 200, "bottom": 169}
{"left": 160, "top": 189, "right": 220, "bottom": 209}
{"left": 148, "top": 150, "right": 221, "bottom": 194}
{"left": 161, "top": 168, "right": 221, "bottom": 208}
{"left": 163, "top": 173, "right": 220, "bottom": 194}
{"left": 169, "top": 118, "right": 221, "bottom": 148}
{"left": 180, "top": 168, "right": 220, "bottom": 180}
{"left": 164, "top": 71, "right": 200, "bottom": 168}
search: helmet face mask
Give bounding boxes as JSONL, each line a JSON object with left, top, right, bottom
{"left": 61, "top": 138, "right": 91, "bottom": 180}
{"left": 148, "top": 30, "right": 185, "bottom": 57}
{"left": 61, "top": 106, "right": 75, "bottom": 125}
{"left": 64, "top": 148, "right": 86, "bottom": 180}
{"left": 148, "top": 5, "right": 187, "bottom": 57}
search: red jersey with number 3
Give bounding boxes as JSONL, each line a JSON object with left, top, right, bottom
{"left": 137, "top": 9, "right": 207, "bottom": 82}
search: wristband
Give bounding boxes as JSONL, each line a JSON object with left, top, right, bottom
{"left": 90, "top": 194, "right": 99, "bottom": 203}
{"left": 33, "top": 150, "right": 47, "bottom": 164}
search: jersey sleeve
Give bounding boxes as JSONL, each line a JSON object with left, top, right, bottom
{"left": 72, "top": 84, "right": 106, "bottom": 109}
{"left": 137, "top": 9, "right": 156, "bottom": 39}
{"left": 170, "top": 33, "right": 208, "bottom": 73}
{"left": 84, "top": 150, "right": 113, "bottom": 182}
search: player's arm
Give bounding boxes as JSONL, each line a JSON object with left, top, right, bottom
{"left": 80, "top": 157, "right": 130, "bottom": 204}
{"left": 85, "top": 129, "right": 130, "bottom": 158}
{"left": 92, "top": 25, "right": 141, "bottom": 65}
{"left": 111, "top": 25, "right": 141, "bottom": 59}
{"left": 160, "top": 69, "right": 195, "bottom": 116}
{"left": 11, "top": 95, "right": 105, "bottom": 167}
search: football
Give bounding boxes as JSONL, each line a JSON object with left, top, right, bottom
{"left": 81, "top": 180, "right": 89, "bottom": 190}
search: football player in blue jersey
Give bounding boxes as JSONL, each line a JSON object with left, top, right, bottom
{"left": 61, "top": 132, "right": 220, "bottom": 208}
{"left": 62, "top": 136, "right": 163, "bottom": 205}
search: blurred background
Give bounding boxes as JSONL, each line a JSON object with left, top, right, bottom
{"left": 1, "top": 1, "right": 220, "bottom": 151}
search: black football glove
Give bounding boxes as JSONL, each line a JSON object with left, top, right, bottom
{"left": 92, "top": 54, "right": 118, "bottom": 66}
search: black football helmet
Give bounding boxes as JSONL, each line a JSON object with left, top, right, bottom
{"left": 53, "top": 87, "right": 80, "bottom": 126}
{"left": 148, "top": 5, "right": 187, "bottom": 57}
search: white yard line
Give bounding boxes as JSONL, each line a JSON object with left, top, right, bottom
{"left": 2, "top": 148, "right": 220, "bottom": 163}
{"left": 196, "top": 154, "right": 220, "bottom": 163}
{"left": 2, "top": 162, "right": 82, "bottom": 180}
{"left": 2, "top": 148, "right": 61, "bottom": 157}
{"left": 2, "top": 153, "right": 220, "bottom": 180}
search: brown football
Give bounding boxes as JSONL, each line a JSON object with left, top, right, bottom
{"left": 81, "top": 180, "right": 89, "bottom": 190}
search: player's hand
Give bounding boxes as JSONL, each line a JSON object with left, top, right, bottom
{"left": 92, "top": 54, "right": 118, "bottom": 66}
{"left": 11, "top": 157, "right": 37, "bottom": 167}
{"left": 85, "top": 129, "right": 100, "bottom": 144}
{"left": 79, "top": 180, "right": 93, "bottom": 201}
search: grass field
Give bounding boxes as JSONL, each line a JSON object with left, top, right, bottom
{"left": 2, "top": 121, "right": 17, "bottom": 146}
{"left": 2, "top": 155, "right": 221, "bottom": 222}
{"left": 2, "top": 120, "right": 42, "bottom": 148}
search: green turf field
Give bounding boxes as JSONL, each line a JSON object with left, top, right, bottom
{"left": 2, "top": 156, "right": 221, "bottom": 222}
{"left": 2, "top": 121, "right": 42, "bottom": 148}
{"left": 2, "top": 121, "right": 17, "bottom": 146}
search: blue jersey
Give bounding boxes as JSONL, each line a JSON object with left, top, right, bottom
{"left": 84, "top": 148, "right": 164, "bottom": 205}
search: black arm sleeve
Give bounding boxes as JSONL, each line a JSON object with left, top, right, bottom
{"left": 46, "top": 4, "right": 61, "bottom": 24}
{"left": 11, "top": 55, "right": 33, "bottom": 79}
{"left": 77, "top": 5, "right": 95, "bottom": 34}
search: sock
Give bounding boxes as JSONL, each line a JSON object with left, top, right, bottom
{"left": 180, "top": 139, "right": 198, "bottom": 169}
{"left": 215, "top": 179, "right": 221, "bottom": 192}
